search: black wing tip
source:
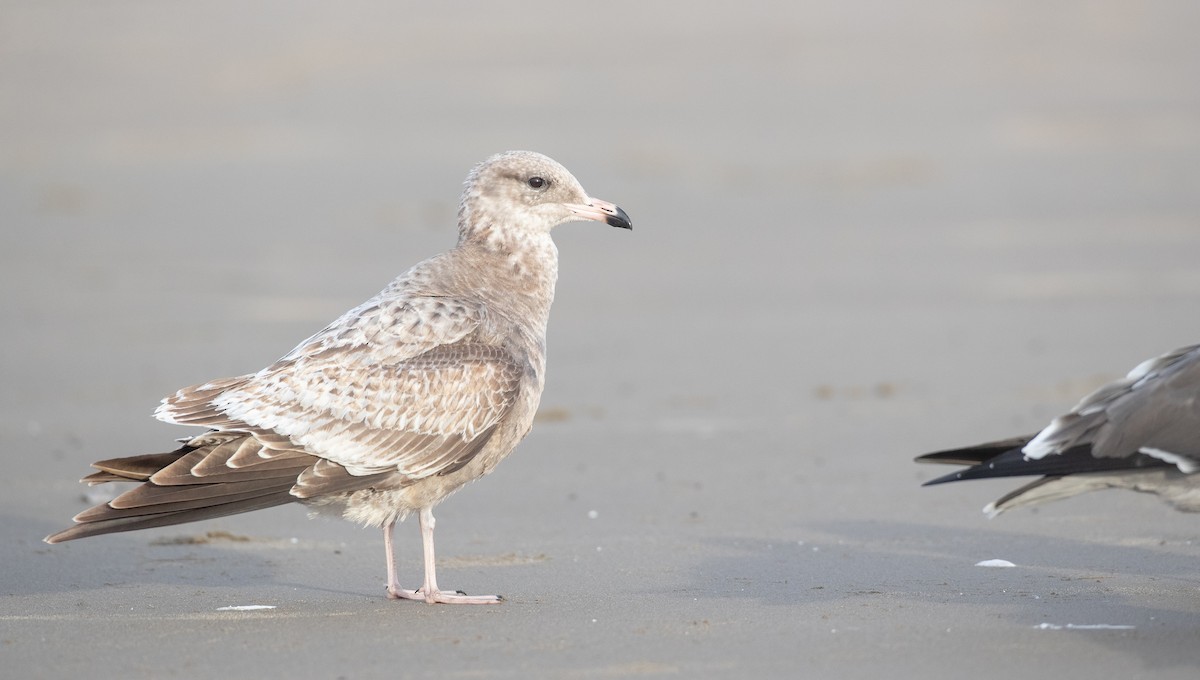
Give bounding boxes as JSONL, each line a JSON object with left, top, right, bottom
{"left": 920, "top": 470, "right": 968, "bottom": 486}
{"left": 916, "top": 451, "right": 986, "bottom": 466}
{"left": 917, "top": 438, "right": 1179, "bottom": 489}
{"left": 915, "top": 435, "right": 1036, "bottom": 466}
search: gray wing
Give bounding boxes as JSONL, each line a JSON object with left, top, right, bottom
{"left": 1023, "top": 344, "right": 1200, "bottom": 471}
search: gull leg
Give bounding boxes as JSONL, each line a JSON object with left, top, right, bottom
{"left": 416, "top": 507, "right": 502, "bottom": 604}
{"left": 384, "top": 519, "right": 423, "bottom": 601}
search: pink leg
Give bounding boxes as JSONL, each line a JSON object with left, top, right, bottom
{"left": 407, "top": 507, "right": 503, "bottom": 604}
{"left": 383, "top": 519, "right": 411, "bottom": 600}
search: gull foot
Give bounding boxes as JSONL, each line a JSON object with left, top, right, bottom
{"left": 386, "top": 586, "right": 424, "bottom": 601}
{"left": 387, "top": 587, "right": 503, "bottom": 604}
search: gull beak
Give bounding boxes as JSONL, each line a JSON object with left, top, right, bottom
{"left": 568, "top": 198, "right": 633, "bottom": 230}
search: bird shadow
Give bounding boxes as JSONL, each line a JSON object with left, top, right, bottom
{"left": 0, "top": 510, "right": 378, "bottom": 600}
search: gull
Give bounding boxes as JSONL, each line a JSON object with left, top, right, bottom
{"left": 917, "top": 344, "right": 1200, "bottom": 516}
{"left": 46, "top": 150, "right": 632, "bottom": 604}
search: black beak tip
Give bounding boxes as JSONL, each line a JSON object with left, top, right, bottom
{"left": 606, "top": 206, "right": 633, "bottom": 230}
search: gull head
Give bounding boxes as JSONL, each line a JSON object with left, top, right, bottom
{"left": 458, "top": 151, "right": 632, "bottom": 241}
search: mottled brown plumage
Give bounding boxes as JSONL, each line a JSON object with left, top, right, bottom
{"left": 47, "top": 151, "right": 632, "bottom": 604}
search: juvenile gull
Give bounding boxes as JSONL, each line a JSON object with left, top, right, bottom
{"left": 46, "top": 150, "right": 632, "bottom": 604}
{"left": 917, "top": 344, "right": 1200, "bottom": 516}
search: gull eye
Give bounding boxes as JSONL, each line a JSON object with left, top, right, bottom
{"left": 527, "top": 176, "right": 547, "bottom": 189}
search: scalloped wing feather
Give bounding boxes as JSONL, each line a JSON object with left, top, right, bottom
{"left": 153, "top": 341, "right": 523, "bottom": 482}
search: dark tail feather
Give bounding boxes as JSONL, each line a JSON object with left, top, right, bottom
{"left": 89, "top": 452, "right": 193, "bottom": 482}
{"left": 80, "top": 477, "right": 302, "bottom": 521}
{"left": 46, "top": 437, "right": 315, "bottom": 544}
{"left": 46, "top": 492, "right": 295, "bottom": 543}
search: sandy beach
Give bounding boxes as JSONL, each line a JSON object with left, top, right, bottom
{"left": 2, "top": 2, "right": 1199, "bottom": 677}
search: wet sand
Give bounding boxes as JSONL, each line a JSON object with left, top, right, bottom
{"left": 2, "top": 2, "right": 1199, "bottom": 678}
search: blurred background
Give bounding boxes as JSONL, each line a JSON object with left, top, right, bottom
{"left": 2, "top": 1, "right": 1199, "bottom": 677}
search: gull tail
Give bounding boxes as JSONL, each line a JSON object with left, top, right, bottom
{"left": 45, "top": 434, "right": 314, "bottom": 544}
